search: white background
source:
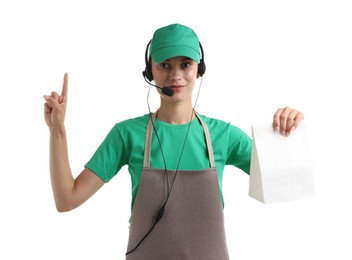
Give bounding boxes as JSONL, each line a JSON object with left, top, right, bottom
{"left": 1, "top": 0, "right": 351, "bottom": 259}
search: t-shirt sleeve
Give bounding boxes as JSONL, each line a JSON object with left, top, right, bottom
{"left": 225, "top": 125, "right": 252, "bottom": 174}
{"left": 85, "top": 124, "right": 129, "bottom": 182}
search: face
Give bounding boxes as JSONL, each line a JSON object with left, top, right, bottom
{"left": 151, "top": 56, "right": 199, "bottom": 102}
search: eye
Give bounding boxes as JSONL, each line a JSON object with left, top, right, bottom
{"left": 181, "top": 62, "right": 192, "bottom": 68}
{"left": 158, "top": 62, "right": 169, "bottom": 69}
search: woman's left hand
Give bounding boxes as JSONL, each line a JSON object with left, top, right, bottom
{"left": 273, "top": 107, "right": 304, "bottom": 136}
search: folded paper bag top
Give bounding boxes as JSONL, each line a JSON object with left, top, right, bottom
{"left": 249, "top": 121, "right": 315, "bottom": 204}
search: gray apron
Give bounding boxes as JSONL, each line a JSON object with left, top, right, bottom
{"left": 125, "top": 113, "right": 230, "bottom": 260}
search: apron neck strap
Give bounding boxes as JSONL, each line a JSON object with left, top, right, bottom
{"left": 143, "top": 111, "right": 216, "bottom": 168}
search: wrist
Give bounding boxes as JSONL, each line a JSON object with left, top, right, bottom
{"left": 50, "top": 124, "right": 66, "bottom": 136}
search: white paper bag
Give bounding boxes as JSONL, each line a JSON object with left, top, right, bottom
{"left": 249, "top": 122, "right": 315, "bottom": 204}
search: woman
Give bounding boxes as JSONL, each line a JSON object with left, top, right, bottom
{"left": 43, "top": 23, "right": 304, "bottom": 259}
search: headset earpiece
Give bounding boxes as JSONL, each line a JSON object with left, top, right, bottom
{"left": 198, "top": 42, "right": 206, "bottom": 77}
{"left": 143, "top": 40, "right": 153, "bottom": 81}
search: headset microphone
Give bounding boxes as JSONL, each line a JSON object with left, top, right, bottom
{"left": 142, "top": 72, "right": 174, "bottom": 97}
{"left": 160, "top": 86, "right": 174, "bottom": 97}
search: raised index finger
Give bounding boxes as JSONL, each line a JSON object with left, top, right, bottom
{"left": 60, "top": 72, "right": 68, "bottom": 103}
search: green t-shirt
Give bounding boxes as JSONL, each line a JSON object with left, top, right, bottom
{"left": 85, "top": 113, "right": 252, "bottom": 210}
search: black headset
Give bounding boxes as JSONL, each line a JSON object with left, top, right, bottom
{"left": 127, "top": 39, "right": 206, "bottom": 256}
{"left": 142, "top": 40, "right": 206, "bottom": 82}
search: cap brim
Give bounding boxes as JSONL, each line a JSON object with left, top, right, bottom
{"left": 151, "top": 46, "right": 200, "bottom": 64}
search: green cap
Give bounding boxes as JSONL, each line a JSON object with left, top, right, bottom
{"left": 150, "top": 23, "right": 200, "bottom": 64}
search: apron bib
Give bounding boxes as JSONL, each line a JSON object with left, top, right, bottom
{"left": 126, "top": 113, "right": 230, "bottom": 260}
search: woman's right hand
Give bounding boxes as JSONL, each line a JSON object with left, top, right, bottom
{"left": 43, "top": 73, "right": 68, "bottom": 129}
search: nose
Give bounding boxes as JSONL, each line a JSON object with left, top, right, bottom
{"left": 169, "top": 66, "right": 182, "bottom": 81}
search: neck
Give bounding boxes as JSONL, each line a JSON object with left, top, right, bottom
{"left": 157, "top": 102, "right": 194, "bottom": 124}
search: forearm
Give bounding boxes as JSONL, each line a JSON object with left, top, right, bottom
{"left": 44, "top": 74, "right": 104, "bottom": 211}
{"left": 49, "top": 125, "right": 75, "bottom": 212}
